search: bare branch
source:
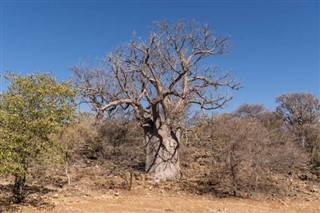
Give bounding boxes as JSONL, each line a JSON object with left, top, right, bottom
{"left": 72, "top": 20, "right": 241, "bottom": 128}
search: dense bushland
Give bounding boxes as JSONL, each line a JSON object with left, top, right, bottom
{"left": 49, "top": 94, "right": 319, "bottom": 197}
{"left": 1, "top": 76, "right": 319, "bottom": 204}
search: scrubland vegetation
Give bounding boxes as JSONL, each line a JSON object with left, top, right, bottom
{"left": 1, "top": 85, "right": 319, "bottom": 212}
{"left": 0, "top": 20, "right": 319, "bottom": 212}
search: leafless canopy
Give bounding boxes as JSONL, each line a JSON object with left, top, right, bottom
{"left": 232, "top": 103, "right": 267, "bottom": 119}
{"left": 276, "top": 93, "right": 320, "bottom": 127}
{"left": 72, "top": 20, "right": 241, "bottom": 127}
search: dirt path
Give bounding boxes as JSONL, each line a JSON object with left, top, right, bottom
{"left": 19, "top": 189, "right": 320, "bottom": 213}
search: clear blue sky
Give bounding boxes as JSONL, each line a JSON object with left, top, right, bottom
{"left": 1, "top": 0, "right": 319, "bottom": 112}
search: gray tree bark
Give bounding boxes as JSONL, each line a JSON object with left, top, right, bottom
{"left": 143, "top": 122, "right": 181, "bottom": 180}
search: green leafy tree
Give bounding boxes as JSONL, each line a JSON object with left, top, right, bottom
{"left": 0, "top": 72, "right": 77, "bottom": 203}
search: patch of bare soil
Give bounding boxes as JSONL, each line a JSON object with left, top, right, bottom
{"left": 15, "top": 188, "right": 320, "bottom": 213}
{"left": 1, "top": 158, "right": 320, "bottom": 213}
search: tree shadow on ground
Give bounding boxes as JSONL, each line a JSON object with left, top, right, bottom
{"left": 0, "top": 184, "right": 56, "bottom": 212}
{"left": 131, "top": 162, "right": 145, "bottom": 172}
{"left": 178, "top": 178, "right": 292, "bottom": 199}
{"left": 178, "top": 179, "right": 232, "bottom": 198}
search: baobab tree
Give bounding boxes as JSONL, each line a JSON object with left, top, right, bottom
{"left": 72, "top": 20, "right": 240, "bottom": 180}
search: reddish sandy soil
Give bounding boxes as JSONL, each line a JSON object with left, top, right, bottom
{"left": 11, "top": 188, "right": 319, "bottom": 213}
{"left": 2, "top": 162, "right": 319, "bottom": 213}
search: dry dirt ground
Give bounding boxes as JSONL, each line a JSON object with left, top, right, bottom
{"left": 11, "top": 188, "right": 320, "bottom": 213}
{"left": 2, "top": 175, "right": 319, "bottom": 213}
{"left": 1, "top": 161, "right": 320, "bottom": 213}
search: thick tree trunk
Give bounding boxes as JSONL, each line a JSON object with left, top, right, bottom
{"left": 143, "top": 122, "right": 181, "bottom": 180}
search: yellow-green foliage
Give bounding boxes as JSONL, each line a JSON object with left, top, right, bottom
{"left": 0, "top": 72, "right": 77, "bottom": 176}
